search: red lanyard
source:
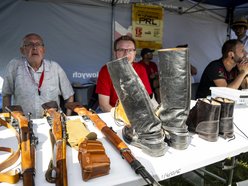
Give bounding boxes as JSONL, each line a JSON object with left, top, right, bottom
{"left": 25, "top": 61, "right": 45, "bottom": 96}
{"left": 38, "top": 70, "right": 44, "bottom": 95}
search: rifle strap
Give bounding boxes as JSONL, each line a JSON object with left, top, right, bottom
{"left": 0, "top": 118, "right": 21, "bottom": 184}
{"left": 45, "top": 129, "right": 56, "bottom": 183}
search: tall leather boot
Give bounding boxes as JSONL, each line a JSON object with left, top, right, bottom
{"left": 107, "top": 57, "right": 167, "bottom": 157}
{"left": 157, "top": 48, "right": 190, "bottom": 149}
{"left": 186, "top": 98, "right": 221, "bottom": 142}
{"left": 213, "top": 97, "right": 234, "bottom": 139}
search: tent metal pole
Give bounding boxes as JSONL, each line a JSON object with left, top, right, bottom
{"left": 111, "top": 0, "right": 118, "bottom": 60}
{"left": 226, "top": 7, "right": 234, "bottom": 40}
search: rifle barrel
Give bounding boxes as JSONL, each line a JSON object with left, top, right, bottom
{"left": 23, "top": 169, "right": 35, "bottom": 186}
{"left": 68, "top": 104, "right": 161, "bottom": 186}
{"left": 129, "top": 158, "right": 161, "bottom": 186}
{"left": 55, "top": 140, "right": 67, "bottom": 186}
{"left": 6, "top": 107, "right": 36, "bottom": 186}
{"left": 44, "top": 108, "right": 68, "bottom": 186}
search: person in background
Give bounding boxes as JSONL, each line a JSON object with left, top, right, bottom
{"left": 138, "top": 48, "right": 160, "bottom": 103}
{"left": 2, "top": 33, "right": 74, "bottom": 118}
{"left": 96, "top": 35, "right": 152, "bottom": 112}
{"left": 196, "top": 39, "right": 248, "bottom": 99}
{"left": 232, "top": 17, "right": 248, "bottom": 52}
{"left": 176, "top": 44, "right": 197, "bottom": 82}
{"left": 190, "top": 64, "right": 197, "bottom": 77}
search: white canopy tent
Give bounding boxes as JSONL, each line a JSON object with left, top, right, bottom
{"left": 0, "top": 0, "right": 247, "bottom": 85}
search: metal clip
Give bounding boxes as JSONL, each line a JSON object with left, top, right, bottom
{"left": 45, "top": 160, "right": 57, "bottom": 183}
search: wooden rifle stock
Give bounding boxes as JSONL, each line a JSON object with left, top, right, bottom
{"left": 5, "top": 106, "right": 36, "bottom": 186}
{"left": 65, "top": 102, "right": 161, "bottom": 186}
{"left": 44, "top": 108, "right": 68, "bottom": 186}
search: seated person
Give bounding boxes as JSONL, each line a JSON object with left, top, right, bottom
{"left": 196, "top": 39, "right": 248, "bottom": 99}
{"left": 176, "top": 44, "right": 197, "bottom": 81}
{"left": 2, "top": 33, "right": 74, "bottom": 118}
{"left": 138, "top": 48, "right": 160, "bottom": 102}
{"left": 96, "top": 35, "right": 152, "bottom": 112}
{"left": 190, "top": 64, "right": 197, "bottom": 76}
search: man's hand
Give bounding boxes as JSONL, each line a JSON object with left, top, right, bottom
{"left": 237, "top": 61, "right": 248, "bottom": 75}
{"left": 98, "top": 94, "right": 113, "bottom": 112}
{"left": 65, "top": 95, "right": 74, "bottom": 115}
{"left": 241, "top": 76, "right": 248, "bottom": 89}
{"left": 190, "top": 64, "right": 197, "bottom": 76}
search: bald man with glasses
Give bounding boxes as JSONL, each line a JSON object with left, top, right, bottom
{"left": 2, "top": 33, "right": 74, "bottom": 118}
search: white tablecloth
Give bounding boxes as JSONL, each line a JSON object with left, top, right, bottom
{"left": 1, "top": 103, "right": 248, "bottom": 186}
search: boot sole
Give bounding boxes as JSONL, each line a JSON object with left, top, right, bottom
{"left": 219, "top": 131, "right": 234, "bottom": 139}
{"left": 122, "top": 132, "right": 168, "bottom": 157}
{"left": 196, "top": 120, "right": 219, "bottom": 142}
{"left": 198, "top": 133, "right": 218, "bottom": 142}
{"left": 165, "top": 131, "right": 190, "bottom": 150}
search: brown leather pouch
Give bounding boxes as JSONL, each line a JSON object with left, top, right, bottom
{"left": 78, "top": 139, "right": 110, "bottom": 181}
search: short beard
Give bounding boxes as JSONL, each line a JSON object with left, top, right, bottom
{"left": 233, "top": 55, "right": 243, "bottom": 64}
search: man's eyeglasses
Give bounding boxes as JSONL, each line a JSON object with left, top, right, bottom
{"left": 23, "top": 42, "right": 44, "bottom": 48}
{"left": 116, "top": 48, "right": 136, "bottom": 53}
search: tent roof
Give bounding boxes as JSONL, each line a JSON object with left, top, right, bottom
{"left": 27, "top": 0, "right": 247, "bottom": 18}
{"left": 191, "top": 0, "right": 248, "bottom": 7}
{"left": 191, "top": 0, "right": 248, "bottom": 18}
{"left": 0, "top": 0, "right": 244, "bottom": 85}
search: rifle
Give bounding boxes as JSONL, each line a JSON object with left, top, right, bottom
{"left": 42, "top": 101, "right": 67, "bottom": 186}
{"left": 65, "top": 102, "right": 161, "bottom": 186}
{"left": 5, "top": 106, "right": 38, "bottom": 186}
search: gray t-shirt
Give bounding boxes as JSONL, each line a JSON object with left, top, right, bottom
{"left": 2, "top": 58, "right": 74, "bottom": 118}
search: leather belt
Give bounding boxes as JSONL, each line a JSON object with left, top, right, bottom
{"left": 0, "top": 117, "right": 21, "bottom": 184}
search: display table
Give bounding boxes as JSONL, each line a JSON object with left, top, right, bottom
{"left": 1, "top": 104, "right": 248, "bottom": 186}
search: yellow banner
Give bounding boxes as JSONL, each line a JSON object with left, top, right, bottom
{"left": 132, "top": 4, "right": 164, "bottom": 49}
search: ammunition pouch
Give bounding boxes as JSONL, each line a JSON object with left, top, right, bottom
{"left": 78, "top": 139, "right": 110, "bottom": 181}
